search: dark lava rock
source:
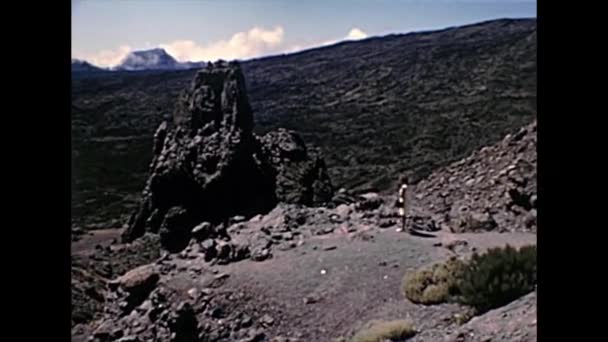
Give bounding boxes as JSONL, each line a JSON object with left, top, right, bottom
{"left": 191, "top": 222, "right": 213, "bottom": 241}
{"left": 453, "top": 212, "right": 498, "bottom": 233}
{"left": 201, "top": 239, "right": 217, "bottom": 261}
{"left": 379, "top": 219, "right": 397, "bottom": 228}
{"left": 408, "top": 215, "right": 439, "bottom": 232}
{"left": 168, "top": 302, "right": 199, "bottom": 342}
{"left": 108, "top": 265, "right": 159, "bottom": 312}
{"left": 251, "top": 248, "right": 271, "bottom": 262}
{"left": 122, "top": 61, "right": 333, "bottom": 251}
{"left": 259, "top": 314, "right": 274, "bottom": 326}
{"left": 355, "top": 196, "right": 383, "bottom": 211}
{"left": 159, "top": 206, "right": 200, "bottom": 252}
{"left": 258, "top": 128, "right": 333, "bottom": 205}
{"left": 215, "top": 241, "right": 250, "bottom": 264}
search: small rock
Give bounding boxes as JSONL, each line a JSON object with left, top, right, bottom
{"left": 303, "top": 295, "right": 318, "bottom": 304}
{"left": 201, "top": 239, "right": 217, "bottom": 261}
{"left": 187, "top": 288, "right": 198, "bottom": 299}
{"left": 323, "top": 245, "right": 337, "bottom": 251}
{"left": 232, "top": 215, "right": 247, "bottom": 223}
{"left": 214, "top": 273, "right": 230, "bottom": 280}
{"left": 335, "top": 204, "right": 352, "bottom": 217}
{"left": 92, "top": 320, "right": 114, "bottom": 339}
{"left": 329, "top": 214, "right": 342, "bottom": 223}
{"left": 260, "top": 314, "right": 274, "bottom": 326}
{"left": 278, "top": 242, "right": 297, "bottom": 251}
{"left": 117, "top": 336, "right": 140, "bottom": 342}
{"left": 246, "top": 328, "right": 266, "bottom": 342}
{"left": 169, "top": 302, "right": 199, "bottom": 340}
{"left": 251, "top": 248, "right": 271, "bottom": 262}
{"left": 379, "top": 219, "right": 396, "bottom": 228}
{"left": 240, "top": 315, "right": 253, "bottom": 328}
{"left": 191, "top": 222, "right": 213, "bottom": 241}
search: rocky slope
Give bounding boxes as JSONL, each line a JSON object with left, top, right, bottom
{"left": 71, "top": 18, "right": 536, "bottom": 229}
{"left": 413, "top": 121, "right": 537, "bottom": 233}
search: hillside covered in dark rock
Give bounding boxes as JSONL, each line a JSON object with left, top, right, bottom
{"left": 123, "top": 61, "right": 333, "bottom": 252}
{"left": 71, "top": 18, "right": 536, "bottom": 229}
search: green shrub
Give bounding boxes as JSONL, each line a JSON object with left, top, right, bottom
{"left": 456, "top": 244, "right": 536, "bottom": 313}
{"left": 352, "top": 319, "right": 416, "bottom": 342}
{"left": 402, "top": 257, "right": 465, "bottom": 304}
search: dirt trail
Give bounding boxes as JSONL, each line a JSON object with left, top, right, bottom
{"left": 72, "top": 229, "right": 123, "bottom": 256}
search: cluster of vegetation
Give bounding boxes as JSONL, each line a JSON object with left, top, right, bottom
{"left": 351, "top": 319, "right": 416, "bottom": 342}
{"left": 402, "top": 257, "right": 465, "bottom": 304}
{"left": 402, "top": 245, "right": 536, "bottom": 314}
{"left": 457, "top": 245, "right": 537, "bottom": 313}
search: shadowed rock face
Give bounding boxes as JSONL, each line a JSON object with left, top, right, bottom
{"left": 172, "top": 61, "right": 254, "bottom": 134}
{"left": 123, "top": 61, "right": 333, "bottom": 251}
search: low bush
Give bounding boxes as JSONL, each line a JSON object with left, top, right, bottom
{"left": 402, "top": 257, "right": 465, "bottom": 304}
{"left": 455, "top": 244, "right": 537, "bottom": 313}
{"left": 352, "top": 319, "right": 417, "bottom": 342}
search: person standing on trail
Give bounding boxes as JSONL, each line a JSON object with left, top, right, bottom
{"left": 397, "top": 176, "right": 409, "bottom": 233}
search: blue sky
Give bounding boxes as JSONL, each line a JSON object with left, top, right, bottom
{"left": 72, "top": 0, "right": 536, "bottom": 67}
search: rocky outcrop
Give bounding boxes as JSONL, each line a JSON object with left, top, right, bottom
{"left": 259, "top": 129, "right": 333, "bottom": 206}
{"left": 122, "top": 61, "right": 333, "bottom": 251}
{"left": 413, "top": 121, "right": 537, "bottom": 233}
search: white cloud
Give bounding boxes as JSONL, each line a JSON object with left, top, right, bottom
{"left": 285, "top": 27, "right": 369, "bottom": 54}
{"left": 73, "top": 45, "right": 132, "bottom": 68}
{"left": 160, "top": 26, "right": 284, "bottom": 62}
{"left": 346, "top": 27, "right": 368, "bottom": 40}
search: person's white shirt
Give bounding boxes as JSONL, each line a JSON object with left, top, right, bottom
{"left": 398, "top": 184, "right": 408, "bottom": 214}
{"left": 397, "top": 183, "right": 408, "bottom": 232}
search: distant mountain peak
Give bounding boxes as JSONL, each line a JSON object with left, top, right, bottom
{"left": 115, "top": 48, "right": 180, "bottom": 71}
{"left": 131, "top": 48, "right": 171, "bottom": 57}
{"left": 111, "top": 48, "right": 207, "bottom": 71}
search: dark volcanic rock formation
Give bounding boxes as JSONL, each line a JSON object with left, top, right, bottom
{"left": 259, "top": 129, "right": 333, "bottom": 205}
{"left": 123, "top": 61, "right": 333, "bottom": 250}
